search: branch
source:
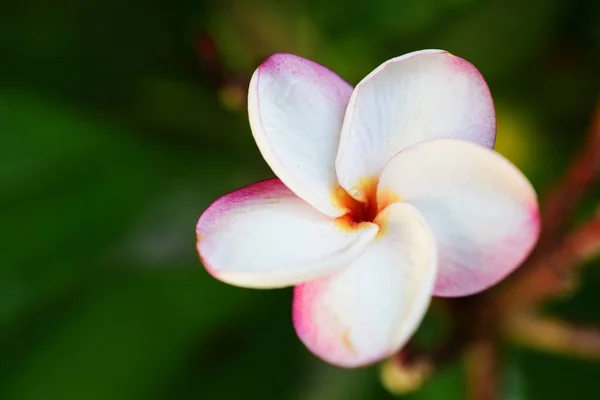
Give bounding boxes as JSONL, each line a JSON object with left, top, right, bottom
{"left": 496, "top": 209, "right": 600, "bottom": 313}
{"left": 505, "top": 314, "right": 600, "bottom": 360}
{"left": 195, "top": 31, "right": 225, "bottom": 86}
{"left": 195, "top": 31, "right": 249, "bottom": 111}
{"left": 381, "top": 299, "right": 475, "bottom": 393}
{"left": 465, "top": 337, "right": 500, "bottom": 400}
{"left": 537, "top": 99, "right": 600, "bottom": 249}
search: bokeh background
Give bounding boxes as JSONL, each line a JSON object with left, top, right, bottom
{"left": 1, "top": 0, "right": 599, "bottom": 399}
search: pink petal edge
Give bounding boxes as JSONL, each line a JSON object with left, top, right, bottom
{"left": 292, "top": 282, "right": 394, "bottom": 368}
{"left": 433, "top": 201, "right": 541, "bottom": 296}
{"left": 195, "top": 178, "right": 287, "bottom": 277}
{"left": 249, "top": 53, "right": 354, "bottom": 218}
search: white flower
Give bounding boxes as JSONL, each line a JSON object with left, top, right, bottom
{"left": 196, "top": 50, "right": 540, "bottom": 367}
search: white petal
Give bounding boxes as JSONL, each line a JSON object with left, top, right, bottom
{"left": 293, "top": 203, "right": 437, "bottom": 367}
{"left": 377, "top": 139, "right": 539, "bottom": 297}
{"left": 336, "top": 50, "right": 496, "bottom": 201}
{"left": 196, "top": 179, "right": 378, "bottom": 289}
{"left": 248, "top": 53, "right": 353, "bottom": 217}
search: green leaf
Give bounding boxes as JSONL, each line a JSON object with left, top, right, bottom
{"left": 0, "top": 268, "right": 264, "bottom": 400}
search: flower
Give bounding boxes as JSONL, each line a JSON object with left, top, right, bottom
{"left": 196, "top": 50, "right": 540, "bottom": 368}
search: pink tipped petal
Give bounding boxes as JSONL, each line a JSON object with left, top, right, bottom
{"left": 196, "top": 179, "right": 378, "bottom": 289}
{"left": 377, "top": 139, "right": 540, "bottom": 297}
{"left": 336, "top": 50, "right": 496, "bottom": 201}
{"left": 293, "top": 203, "right": 437, "bottom": 367}
{"left": 248, "top": 53, "right": 354, "bottom": 217}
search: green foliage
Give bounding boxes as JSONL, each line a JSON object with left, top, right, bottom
{"left": 1, "top": 0, "right": 599, "bottom": 399}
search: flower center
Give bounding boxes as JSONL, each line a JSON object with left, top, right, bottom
{"left": 333, "top": 178, "right": 380, "bottom": 228}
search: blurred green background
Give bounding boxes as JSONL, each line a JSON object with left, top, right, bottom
{"left": 1, "top": 0, "right": 599, "bottom": 399}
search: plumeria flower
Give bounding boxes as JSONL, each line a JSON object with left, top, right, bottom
{"left": 196, "top": 50, "right": 540, "bottom": 368}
